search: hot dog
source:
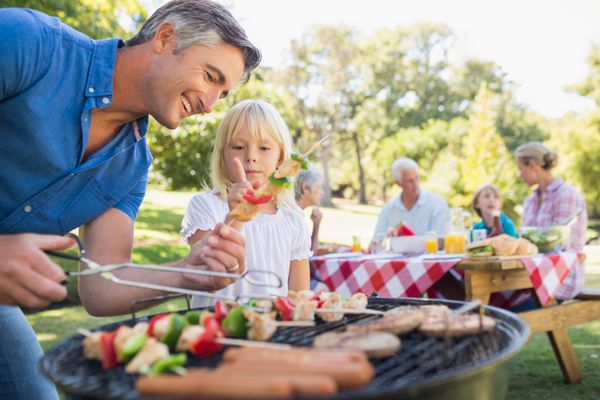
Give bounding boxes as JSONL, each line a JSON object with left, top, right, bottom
{"left": 213, "top": 369, "right": 337, "bottom": 397}
{"left": 219, "top": 359, "right": 374, "bottom": 389}
{"left": 137, "top": 368, "right": 293, "bottom": 399}
{"left": 222, "top": 346, "right": 368, "bottom": 364}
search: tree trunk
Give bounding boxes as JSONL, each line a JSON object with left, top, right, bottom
{"left": 352, "top": 130, "right": 367, "bottom": 204}
{"left": 318, "top": 131, "right": 334, "bottom": 207}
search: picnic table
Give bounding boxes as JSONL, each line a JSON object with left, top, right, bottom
{"left": 310, "top": 251, "right": 592, "bottom": 383}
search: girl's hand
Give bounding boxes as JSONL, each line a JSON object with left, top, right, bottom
{"left": 227, "top": 158, "right": 253, "bottom": 211}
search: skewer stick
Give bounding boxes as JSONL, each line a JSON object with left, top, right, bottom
{"left": 274, "top": 320, "right": 315, "bottom": 327}
{"left": 216, "top": 338, "right": 292, "bottom": 349}
{"left": 314, "top": 308, "right": 385, "bottom": 315}
{"left": 303, "top": 135, "right": 330, "bottom": 158}
{"left": 78, "top": 328, "right": 94, "bottom": 337}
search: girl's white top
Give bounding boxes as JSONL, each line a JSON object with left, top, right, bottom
{"left": 181, "top": 190, "right": 312, "bottom": 308}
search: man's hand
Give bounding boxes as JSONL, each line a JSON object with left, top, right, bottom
{"left": 0, "top": 233, "right": 73, "bottom": 308}
{"left": 180, "top": 223, "right": 245, "bottom": 291}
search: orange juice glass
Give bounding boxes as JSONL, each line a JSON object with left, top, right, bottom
{"left": 425, "top": 231, "right": 438, "bottom": 254}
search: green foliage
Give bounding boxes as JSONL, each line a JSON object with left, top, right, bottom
{"left": 1, "top": 0, "right": 146, "bottom": 39}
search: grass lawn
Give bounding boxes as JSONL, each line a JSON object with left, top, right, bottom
{"left": 28, "top": 189, "right": 600, "bottom": 399}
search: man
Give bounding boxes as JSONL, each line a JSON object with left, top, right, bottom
{"left": 369, "top": 157, "right": 448, "bottom": 251}
{"left": 0, "top": 1, "right": 260, "bottom": 398}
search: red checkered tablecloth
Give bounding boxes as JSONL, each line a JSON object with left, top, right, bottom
{"left": 521, "top": 252, "right": 581, "bottom": 305}
{"left": 430, "top": 252, "right": 583, "bottom": 308}
{"left": 310, "top": 253, "right": 463, "bottom": 297}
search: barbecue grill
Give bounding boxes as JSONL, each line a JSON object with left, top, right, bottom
{"left": 42, "top": 297, "right": 529, "bottom": 400}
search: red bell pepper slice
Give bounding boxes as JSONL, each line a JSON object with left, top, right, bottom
{"left": 243, "top": 190, "right": 272, "bottom": 205}
{"left": 147, "top": 313, "right": 169, "bottom": 337}
{"left": 275, "top": 297, "right": 295, "bottom": 321}
{"left": 191, "top": 316, "right": 224, "bottom": 356}
{"left": 213, "top": 300, "right": 228, "bottom": 324}
{"left": 99, "top": 331, "right": 118, "bottom": 370}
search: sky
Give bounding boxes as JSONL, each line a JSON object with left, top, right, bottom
{"left": 149, "top": 0, "right": 600, "bottom": 118}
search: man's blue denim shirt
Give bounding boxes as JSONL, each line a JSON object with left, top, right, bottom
{"left": 0, "top": 9, "right": 153, "bottom": 234}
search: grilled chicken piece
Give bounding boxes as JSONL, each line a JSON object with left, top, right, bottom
{"left": 293, "top": 300, "right": 318, "bottom": 321}
{"left": 313, "top": 330, "right": 400, "bottom": 358}
{"left": 319, "top": 293, "right": 344, "bottom": 322}
{"left": 244, "top": 310, "right": 277, "bottom": 341}
{"left": 133, "top": 322, "right": 149, "bottom": 334}
{"left": 344, "top": 293, "right": 368, "bottom": 310}
{"left": 82, "top": 332, "right": 103, "bottom": 361}
{"left": 274, "top": 159, "right": 301, "bottom": 179}
{"left": 419, "top": 314, "right": 496, "bottom": 337}
{"left": 126, "top": 338, "right": 169, "bottom": 373}
{"left": 296, "top": 290, "right": 316, "bottom": 303}
{"left": 176, "top": 325, "right": 205, "bottom": 352}
{"left": 113, "top": 326, "right": 136, "bottom": 362}
{"left": 347, "top": 308, "right": 423, "bottom": 335}
{"left": 152, "top": 316, "right": 171, "bottom": 340}
{"left": 254, "top": 299, "right": 274, "bottom": 311}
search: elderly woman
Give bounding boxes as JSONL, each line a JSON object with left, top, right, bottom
{"left": 295, "top": 165, "right": 325, "bottom": 253}
{"left": 516, "top": 141, "right": 588, "bottom": 300}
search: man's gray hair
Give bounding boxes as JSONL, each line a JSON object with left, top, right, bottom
{"left": 391, "top": 157, "right": 419, "bottom": 182}
{"left": 294, "top": 164, "right": 323, "bottom": 201}
{"left": 126, "top": 0, "right": 261, "bottom": 82}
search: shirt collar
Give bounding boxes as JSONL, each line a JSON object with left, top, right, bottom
{"left": 395, "top": 191, "right": 426, "bottom": 210}
{"left": 84, "top": 38, "right": 122, "bottom": 98}
{"left": 546, "top": 178, "right": 563, "bottom": 192}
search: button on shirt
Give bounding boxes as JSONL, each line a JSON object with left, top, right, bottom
{"left": 0, "top": 9, "right": 152, "bottom": 234}
{"left": 371, "top": 190, "right": 449, "bottom": 241}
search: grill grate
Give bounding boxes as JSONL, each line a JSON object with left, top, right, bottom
{"left": 42, "top": 298, "right": 528, "bottom": 400}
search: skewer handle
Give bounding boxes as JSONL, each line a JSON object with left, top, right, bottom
{"left": 303, "top": 135, "right": 329, "bottom": 157}
{"left": 216, "top": 338, "right": 292, "bottom": 349}
{"left": 78, "top": 328, "right": 94, "bottom": 337}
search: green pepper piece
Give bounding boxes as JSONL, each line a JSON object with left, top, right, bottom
{"left": 268, "top": 175, "right": 291, "bottom": 189}
{"left": 161, "top": 314, "right": 186, "bottom": 352}
{"left": 147, "top": 353, "right": 187, "bottom": 376}
{"left": 247, "top": 298, "right": 258, "bottom": 307}
{"left": 221, "top": 305, "right": 248, "bottom": 339}
{"left": 122, "top": 333, "right": 148, "bottom": 363}
{"left": 291, "top": 153, "right": 309, "bottom": 169}
{"left": 184, "top": 310, "right": 203, "bottom": 325}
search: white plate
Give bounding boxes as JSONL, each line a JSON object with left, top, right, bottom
{"left": 317, "top": 252, "right": 364, "bottom": 260}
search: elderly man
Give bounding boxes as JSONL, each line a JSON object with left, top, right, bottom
{"left": 0, "top": 1, "right": 260, "bottom": 398}
{"left": 369, "top": 158, "right": 448, "bottom": 251}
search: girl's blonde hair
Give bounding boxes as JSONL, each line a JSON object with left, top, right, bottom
{"left": 515, "top": 141, "right": 558, "bottom": 170}
{"left": 472, "top": 184, "right": 502, "bottom": 218}
{"left": 211, "top": 99, "right": 299, "bottom": 211}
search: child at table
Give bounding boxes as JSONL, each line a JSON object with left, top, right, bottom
{"left": 471, "top": 184, "right": 517, "bottom": 238}
{"left": 180, "top": 100, "right": 311, "bottom": 307}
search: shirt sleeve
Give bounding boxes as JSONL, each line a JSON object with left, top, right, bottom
{"left": 501, "top": 213, "right": 518, "bottom": 238}
{"left": 180, "top": 193, "right": 221, "bottom": 242}
{"left": 113, "top": 176, "right": 147, "bottom": 222}
{"left": 290, "top": 211, "right": 313, "bottom": 260}
{"left": 0, "top": 9, "right": 52, "bottom": 101}
{"left": 555, "top": 187, "right": 587, "bottom": 253}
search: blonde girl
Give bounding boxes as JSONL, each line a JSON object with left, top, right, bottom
{"left": 181, "top": 100, "right": 311, "bottom": 307}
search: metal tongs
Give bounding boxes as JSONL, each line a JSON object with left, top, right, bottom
{"left": 47, "top": 233, "right": 283, "bottom": 301}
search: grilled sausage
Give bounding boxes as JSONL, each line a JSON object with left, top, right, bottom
{"left": 137, "top": 368, "right": 293, "bottom": 399}
{"left": 220, "top": 359, "right": 374, "bottom": 389}
{"left": 222, "top": 346, "right": 368, "bottom": 364}
{"left": 213, "top": 368, "right": 337, "bottom": 396}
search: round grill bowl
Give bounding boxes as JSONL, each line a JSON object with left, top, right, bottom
{"left": 42, "top": 297, "right": 529, "bottom": 400}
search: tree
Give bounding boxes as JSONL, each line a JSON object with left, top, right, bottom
{"left": 0, "top": 0, "right": 147, "bottom": 39}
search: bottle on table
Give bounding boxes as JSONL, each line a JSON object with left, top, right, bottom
{"left": 351, "top": 235, "right": 362, "bottom": 252}
{"left": 489, "top": 210, "right": 504, "bottom": 237}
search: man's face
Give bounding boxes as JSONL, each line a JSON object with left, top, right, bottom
{"left": 397, "top": 169, "right": 420, "bottom": 197}
{"left": 148, "top": 26, "right": 245, "bottom": 128}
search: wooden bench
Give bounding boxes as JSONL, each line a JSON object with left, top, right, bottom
{"left": 457, "top": 257, "right": 599, "bottom": 384}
